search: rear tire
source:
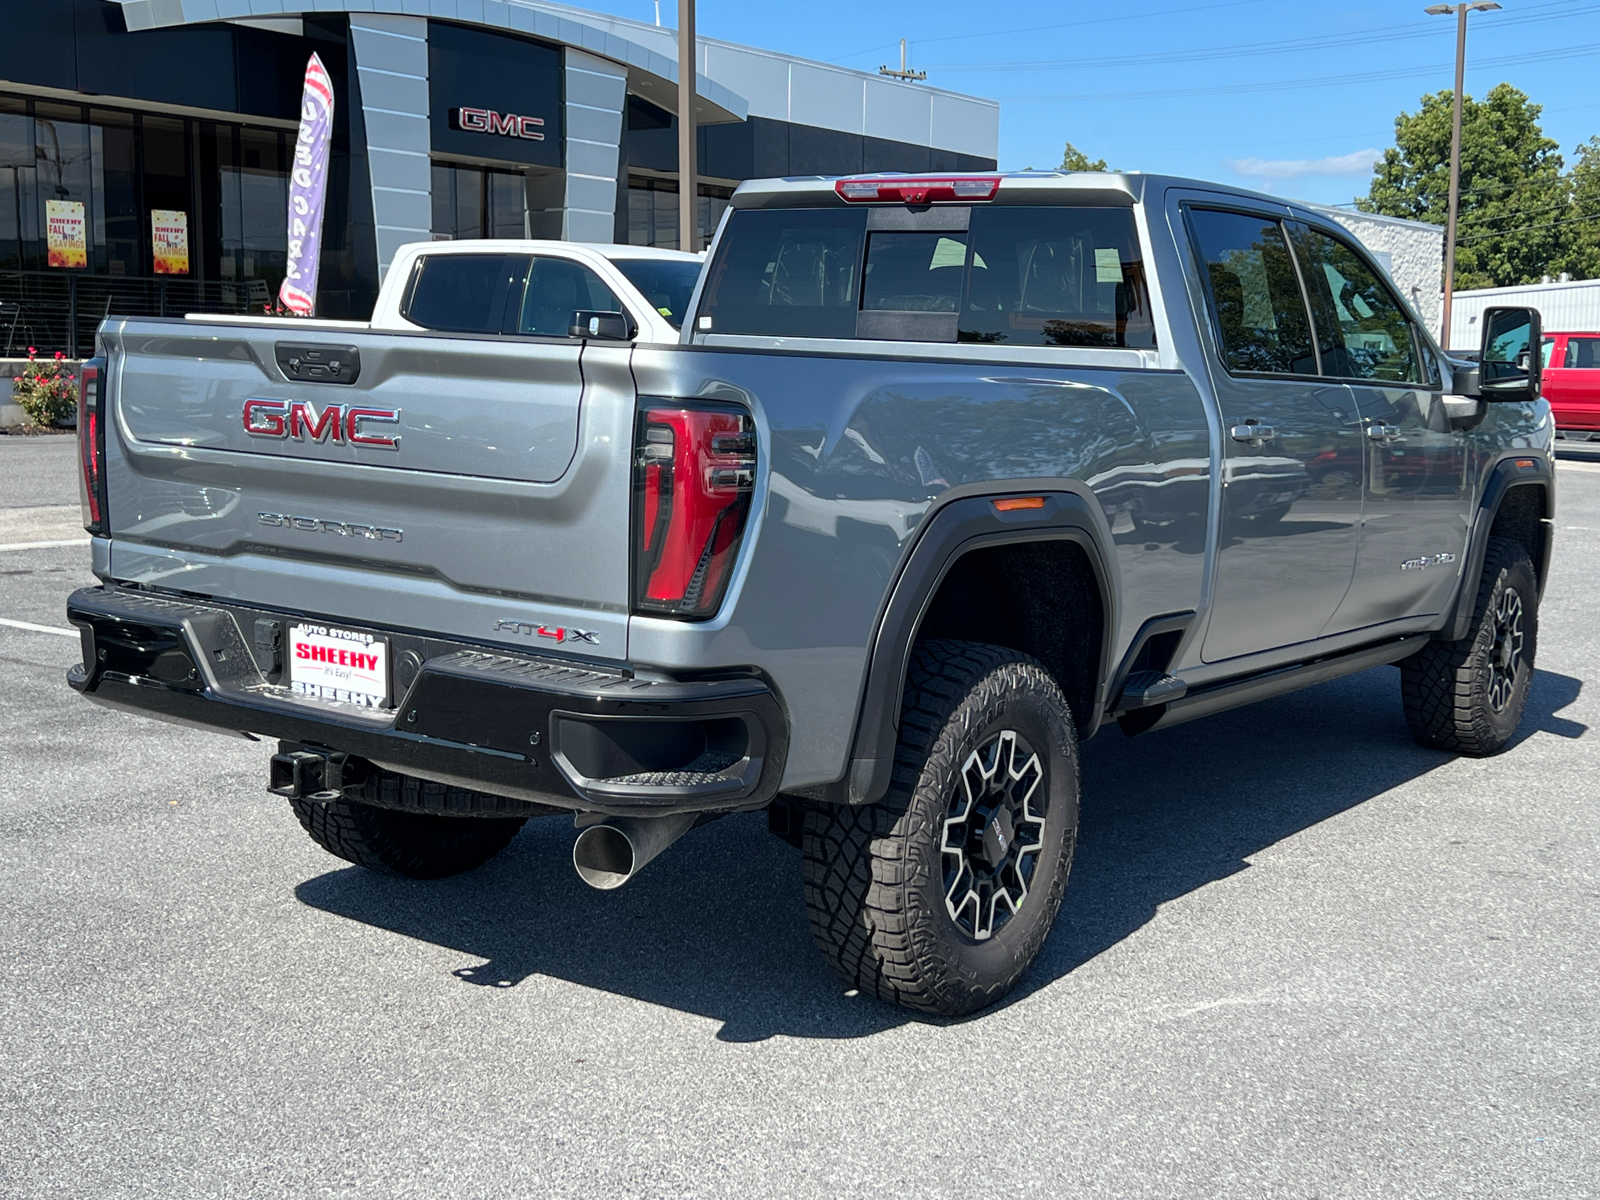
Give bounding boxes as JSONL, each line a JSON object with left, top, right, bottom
{"left": 290, "top": 769, "right": 528, "bottom": 878}
{"left": 802, "top": 641, "right": 1079, "bottom": 1016}
{"left": 1400, "top": 536, "right": 1538, "bottom": 756}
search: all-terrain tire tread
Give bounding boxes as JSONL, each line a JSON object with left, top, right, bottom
{"left": 802, "top": 640, "right": 1076, "bottom": 1015}
{"left": 1400, "top": 536, "right": 1538, "bottom": 757}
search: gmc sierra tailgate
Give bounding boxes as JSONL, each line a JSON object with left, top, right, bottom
{"left": 100, "top": 319, "right": 634, "bottom": 659}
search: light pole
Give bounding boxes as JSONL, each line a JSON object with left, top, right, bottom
{"left": 1424, "top": 1, "right": 1500, "bottom": 350}
{"left": 677, "top": 0, "right": 696, "bottom": 252}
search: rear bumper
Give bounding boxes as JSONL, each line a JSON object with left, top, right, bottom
{"left": 66, "top": 586, "right": 788, "bottom": 817}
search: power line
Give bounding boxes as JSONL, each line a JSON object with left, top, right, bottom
{"left": 1457, "top": 211, "right": 1600, "bottom": 244}
{"left": 930, "top": 2, "right": 1600, "bottom": 73}
{"left": 995, "top": 41, "right": 1600, "bottom": 103}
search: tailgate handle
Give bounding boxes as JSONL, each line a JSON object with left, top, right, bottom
{"left": 276, "top": 343, "right": 361, "bottom": 385}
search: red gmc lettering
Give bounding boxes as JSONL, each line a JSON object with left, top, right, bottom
{"left": 345, "top": 407, "right": 401, "bottom": 448}
{"left": 243, "top": 398, "right": 287, "bottom": 437}
{"left": 244, "top": 401, "right": 400, "bottom": 449}
{"left": 289, "top": 401, "right": 341, "bottom": 443}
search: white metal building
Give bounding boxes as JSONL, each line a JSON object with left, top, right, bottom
{"left": 1448, "top": 278, "right": 1600, "bottom": 351}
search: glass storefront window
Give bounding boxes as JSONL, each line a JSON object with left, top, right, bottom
{"left": 92, "top": 109, "right": 138, "bottom": 277}
{"left": 0, "top": 93, "right": 299, "bottom": 351}
{"left": 218, "top": 126, "right": 289, "bottom": 298}
{"left": 432, "top": 162, "right": 528, "bottom": 240}
{"left": 627, "top": 175, "right": 730, "bottom": 252}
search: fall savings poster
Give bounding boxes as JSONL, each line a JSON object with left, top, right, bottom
{"left": 151, "top": 210, "right": 189, "bottom": 274}
{"left": 46, "top": 200, "right": 86, "bottom": 268}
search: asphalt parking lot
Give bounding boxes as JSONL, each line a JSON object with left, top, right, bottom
{"left": 1, "top": 433, "right": 1596, "bottom": 1199}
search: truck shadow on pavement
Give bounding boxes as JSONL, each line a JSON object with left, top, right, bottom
{"left": 295, "top": 665, "right": 1584, "bottom": 1042}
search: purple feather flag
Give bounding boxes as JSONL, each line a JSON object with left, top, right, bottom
{"left": 279, "top": 53, "right": 334, "bottom": 316}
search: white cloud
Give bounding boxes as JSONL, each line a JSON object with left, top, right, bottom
{"left": 1224, "top": 149, "right": 1383, "bottom": 180}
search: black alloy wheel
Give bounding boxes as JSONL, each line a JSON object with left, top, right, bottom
{"left": 1486, "top": 586, "right": 1526, "bottom": 714}
{"left": 941, "top": 729, "right": 1048, "bottom": 941}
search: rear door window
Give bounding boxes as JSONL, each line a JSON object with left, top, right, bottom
{"left": 1186, "top": 208, "right": 1315, "bottom": 375}
{"left": 1566, "top": 336, "right": 1600, "bottom": 368}
{"left": 697, "top": 208, "right": 865, "bottom": 338}
{"left": 960, "top": 207, "right": 1153, "bottom": 348}
{"left": 403, "top": 253, "right": 529, "bottom": 334}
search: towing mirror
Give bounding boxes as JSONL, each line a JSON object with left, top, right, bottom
{"left": 1478, "top": 306, "right": 1542, "bottom": 403}
{"left": 570, "top": 310, "right": 634, "bottom": 341}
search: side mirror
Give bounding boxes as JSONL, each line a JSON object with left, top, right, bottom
{"left": 569, "top": 310, "right": 634, "bottom": 341}
{"left": 1478, "top": 306, "right": 1542, "bottom": 403}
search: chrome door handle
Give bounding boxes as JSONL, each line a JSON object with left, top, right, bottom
{"left": 1230, "top": 424, "right": 1275, "bottom": 444}
{"left": 1365, "top": 423, "right": 1402, "bottom": 443}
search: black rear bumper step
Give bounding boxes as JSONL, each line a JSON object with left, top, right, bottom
{"left": 66, "top": 586, "right": 788, "bottom": 817}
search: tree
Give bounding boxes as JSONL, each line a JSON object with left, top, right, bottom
{"left": 1558, "top": 136, "right": 1600, "bottom": 281}
{"left": 1060, "top": 142, "right": 1109, "bottom": 172}
{"left": 1359, "top": 83, "right": 1569, "bottom": 289}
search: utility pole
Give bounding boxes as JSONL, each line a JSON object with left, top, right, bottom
{"left": 879, "top": 39, "right": 927, "bottom": 83}
{"left": 678, "top": 0, "right": 696, "bottom": 252}
{"left": 1424, "top": 1, "right": 1500, "bottom": 350}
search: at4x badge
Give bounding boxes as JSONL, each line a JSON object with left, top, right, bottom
{"left": 493, "top": 619, "right": 599, "bottom": 645}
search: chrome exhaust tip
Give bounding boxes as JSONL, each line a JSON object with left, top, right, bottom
{"left": 572, "top": 813, "right": 698, "bottom": 890}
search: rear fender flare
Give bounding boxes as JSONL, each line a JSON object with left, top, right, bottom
{"left": 837, "top": 481, "right": 1119, "bottom": 805}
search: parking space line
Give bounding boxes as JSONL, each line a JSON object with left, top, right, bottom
{"left": 0, "top": 617, "right": 78, "bottom": 638}
{"left": 0, "top": 538, "right": 90, "bottom": 552}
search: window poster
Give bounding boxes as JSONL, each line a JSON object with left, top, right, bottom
{"left": 151, "top": 210, "right": 190, "bottom": 275}
{"left": 45, "top": 200, "right": 87, "bottom": 269}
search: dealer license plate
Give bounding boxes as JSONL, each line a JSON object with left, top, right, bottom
{"left": 288, "top": 623, "right": 389, "bottom": 709}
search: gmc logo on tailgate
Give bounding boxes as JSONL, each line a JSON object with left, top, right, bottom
{"left": 243, "top": 399, "right": 400, "bottom": 449}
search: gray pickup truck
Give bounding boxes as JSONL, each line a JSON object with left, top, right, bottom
{"left": 66, "top": 172, "right": 1554, "bottom": 1016}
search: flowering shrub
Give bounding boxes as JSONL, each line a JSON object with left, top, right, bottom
{"left": 11, "top": 348, "right": 77, "bottom": 428}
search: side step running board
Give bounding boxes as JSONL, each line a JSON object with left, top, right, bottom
{"left": 1119, "top": 634, "right": 1426, "bottom": 736}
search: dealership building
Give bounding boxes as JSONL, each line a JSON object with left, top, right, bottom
{"left": 0, "top": 0, "right": 999, "bottom": 349}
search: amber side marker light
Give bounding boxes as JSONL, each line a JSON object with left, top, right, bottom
{"left": 993, "top": 496, "right": 1047, "bottom": 512}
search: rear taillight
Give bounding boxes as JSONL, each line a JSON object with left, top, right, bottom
{"left": 76, "top": 359, "right": 106, "bottom": 535}
{"left": 632, "top": 402, "right": 756, "bottom": 619}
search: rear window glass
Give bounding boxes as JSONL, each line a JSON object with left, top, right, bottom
{"left": 696, "top": 205, "right": 1153, "bottom": 348}
{"left": 863, "top": 232, "right": 968, "bottom": 312}
{"left": 403, "top": 254, "right": 528, "bottom": 334}
{"left": 612, "top": 258, "right": 704, "bottom": 328}
{"left": 960, "top": 208, "right": 1153, "bottom": 348}
{"left": 698, "top": 208, "right": 863, "bottom": 338}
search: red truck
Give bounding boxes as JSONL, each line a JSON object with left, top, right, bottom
{"left": 1543, "top": 332, "right": 1600, "bottom": 437}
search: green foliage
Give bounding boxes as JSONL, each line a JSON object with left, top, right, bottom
{"left": 1060, "top": 142, "right": 1109, "bottom": 172}
{"left": 1359, "top": 84, "right": 1598, "bottom": 287}
{"left": 1563, "top": 136, "right": 1600, "bottom": 281}
{"left": 10, "top": 349, "right": 77, "bottom": 427}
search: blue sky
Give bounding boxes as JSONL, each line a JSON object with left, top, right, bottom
{"left": 573, "top": 0, "right": 1600, "bottom": 206}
